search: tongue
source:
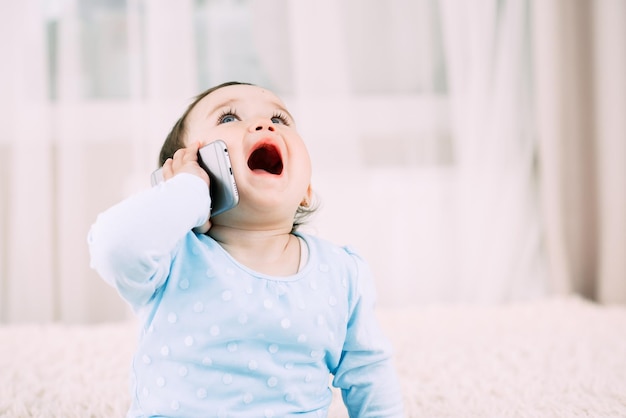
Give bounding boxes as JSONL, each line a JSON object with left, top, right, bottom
{"left": 248, "top": 145, "right": 283, "bottom": 175}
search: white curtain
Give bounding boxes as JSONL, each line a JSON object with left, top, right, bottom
{"left": 0, "top": 1, "right": 56, "bottom": 322}
{"left": 0, "top": 0, "right": 553, "bottom": 324}
{"left": 0, "top": 0, "right": 198, "bottom": 323}
{"left": 439, "top": 0, "right": 547, "bottom": 303}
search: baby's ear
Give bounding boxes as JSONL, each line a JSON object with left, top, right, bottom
{"left": 300, "top": 185, "right": 313, "bottom": 207}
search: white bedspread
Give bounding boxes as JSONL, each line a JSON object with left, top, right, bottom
{"left": 1, "top": 296, "right": 625, "bottom": 417}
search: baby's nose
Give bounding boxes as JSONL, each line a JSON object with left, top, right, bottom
{"left": 249, "top": 120, "right": 275, "bottom": 132}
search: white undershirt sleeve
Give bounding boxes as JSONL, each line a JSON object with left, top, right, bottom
{"left": 87, "top": 173, "right": 211, "bottom": 308}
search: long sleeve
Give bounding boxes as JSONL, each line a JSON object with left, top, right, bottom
{"left": 332, "top": 250, "right": 405, "bottom": 417}
{"left": 87, "top": 173, "right": 211, "bottom": 309}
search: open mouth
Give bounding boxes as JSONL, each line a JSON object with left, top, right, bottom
{"left": 247, "top": 143, "right": 283, "bottom": 175}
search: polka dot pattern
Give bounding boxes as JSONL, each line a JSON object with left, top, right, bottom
{"left": 196, "top": 388, "right": 207, "bottom": 399}
{"left": 267, "top": 376, "right": 278, "bottom": 387}
{"left": 129, "top": 234, "right": 374, "bottom": 416}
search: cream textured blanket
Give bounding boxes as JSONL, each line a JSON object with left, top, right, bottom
{"left": 1, "top": 296, "right": 625, "bottom": 417}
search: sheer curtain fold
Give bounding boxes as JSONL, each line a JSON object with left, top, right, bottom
{"left": 125, "top": 0, "right": 197, "bottom": 196}
{"left": 440, "top": 0, "right": 546, "bottom": 303}
{"left": 144, "top": 0, "right": 196, "bottom": 100}
{"left": 593, "top": 0, "right": 626, "bottom": 303}
{"left": 0, "top": 1, "right": 56, "bottom": 322}
{"left": 533, "top": 0, "right": 626, "bottom": 304}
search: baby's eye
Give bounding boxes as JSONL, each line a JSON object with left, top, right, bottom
{"left": 218, "top": 109, "right": 239, "bottom": 124}
{"left": 219, "top": 114, "right": 237, "bottom": 124}
{"left": 271, "top": 112, "right": 290, "bottom": 126}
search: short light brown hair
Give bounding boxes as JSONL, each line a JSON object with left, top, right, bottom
{"left": 159, "top": 81, "right": 252, "bottom": 166}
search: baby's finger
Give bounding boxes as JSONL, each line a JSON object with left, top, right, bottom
{"left": 181, "top": 142, "right": 201, "bottom": 163}
{"left": 167, "top": 143, "right": 210, "bottom": 185}
{"left": 170, "top": 148, "right": 196, "bottom": 172}
{"left": 171, "top": 147, "right": 188, "bottom": 164}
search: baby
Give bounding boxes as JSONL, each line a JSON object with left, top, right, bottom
{"left": 88, "top": 81, "right": 405, "bottom": 417}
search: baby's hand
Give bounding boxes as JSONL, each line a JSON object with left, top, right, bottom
{"left": 162, "top": 142, "right": 210, "bottom": 186}
{"left": 163, "top": 142, "right": 212, "bottom": 233}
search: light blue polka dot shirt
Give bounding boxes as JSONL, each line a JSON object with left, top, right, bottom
{"left": 88, "top": 174, "right": 404, "bottom": 417}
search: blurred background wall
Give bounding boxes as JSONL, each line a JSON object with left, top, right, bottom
{"left": 0, "top": 0, "right": 624, "bottom": 324}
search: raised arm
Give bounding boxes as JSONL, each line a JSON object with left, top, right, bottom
{"left": 88, "top": 173, "right": 211, "bottom": 309}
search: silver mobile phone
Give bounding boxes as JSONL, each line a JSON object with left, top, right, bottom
{"left": 151, "top": 140, "right": 239, "bottom": 216}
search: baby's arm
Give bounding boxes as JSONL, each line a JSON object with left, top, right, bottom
{"left": 88, "top": 172, "right": 211, "bottom": 308}
{"left": 333, "top": 251, "right": 405, "bottom": 417}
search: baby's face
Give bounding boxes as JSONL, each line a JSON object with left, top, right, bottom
{"left": 184, "top": 84, "right": 312, "bottom": 227}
